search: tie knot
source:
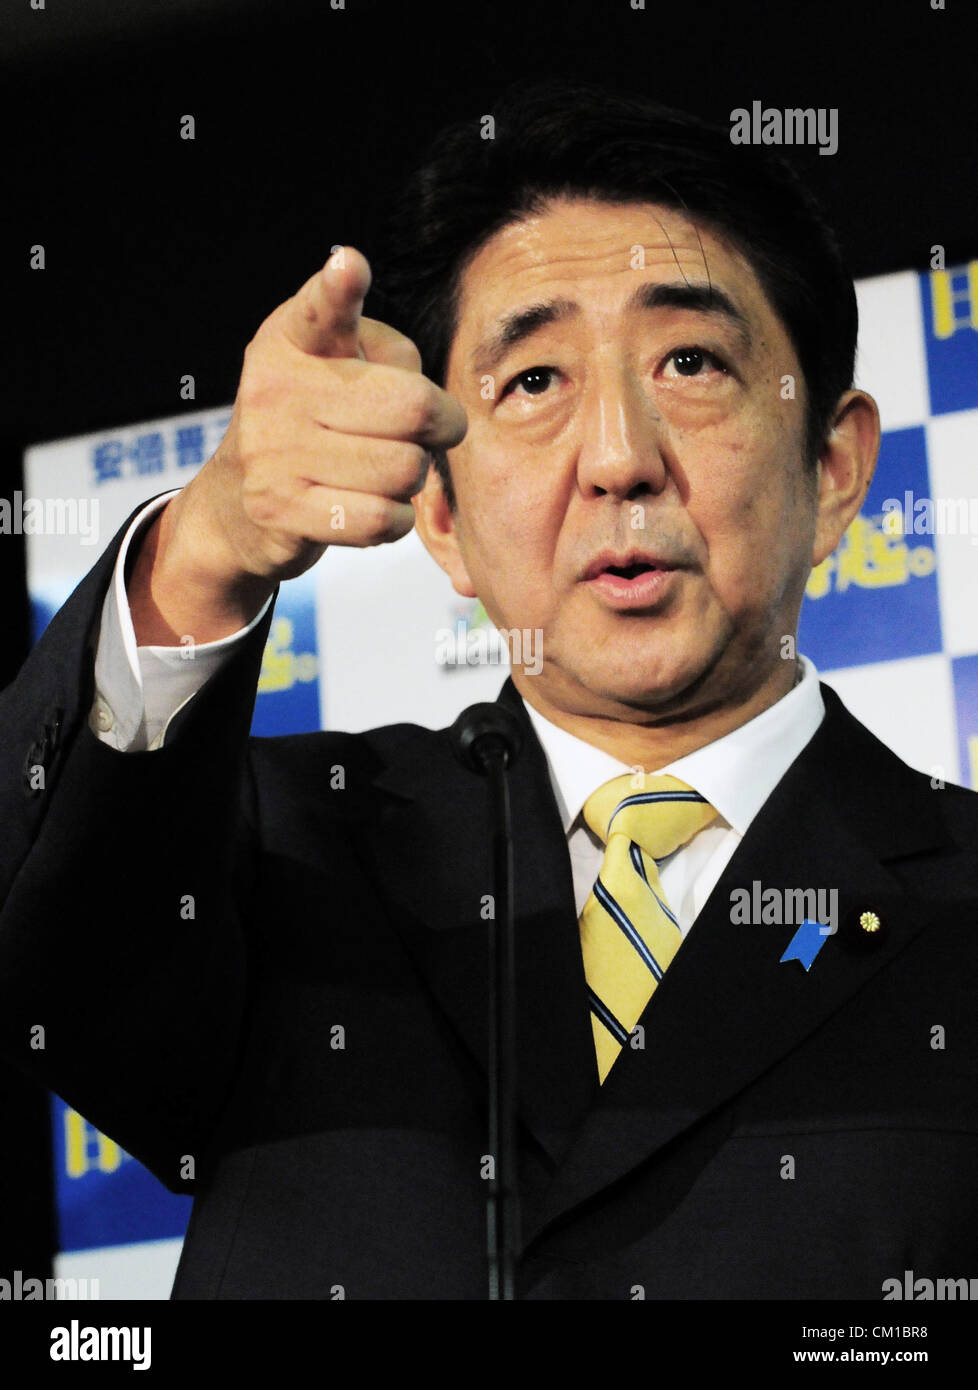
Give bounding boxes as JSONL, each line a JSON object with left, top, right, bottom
{"left": 582, "top": 772, "right": 718, "bottom": 861}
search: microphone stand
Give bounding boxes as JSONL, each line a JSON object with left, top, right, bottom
{"left": 449, "top": 705, "right": 522, "bottom": 1300}
{"left": 485, "top": 741, "right": 518, "bottom": 1301}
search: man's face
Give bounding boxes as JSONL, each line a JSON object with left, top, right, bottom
{"left": 425, "top": 198, "right": 822, "bottom": 721}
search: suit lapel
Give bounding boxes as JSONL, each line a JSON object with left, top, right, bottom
{"left": 522, "top": 684, "right": 950, "bottom": 1246}
{"left": 361, "top": 678, "right": 952, "bottom": 1244}
{"left": 362, "top": 679, "right": 597, "bottom": 1165}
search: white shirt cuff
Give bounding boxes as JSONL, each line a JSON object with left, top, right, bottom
{"left": 89, "top": 490, "right": 273, "bottom": 752}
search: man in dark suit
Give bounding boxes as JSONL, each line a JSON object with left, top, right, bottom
{"left": 2, "top": 83, "right": 977, "bottom": 1300}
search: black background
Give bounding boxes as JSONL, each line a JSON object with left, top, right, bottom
{"left": 4, "top": 0, "right": 977, "bottom": 1287}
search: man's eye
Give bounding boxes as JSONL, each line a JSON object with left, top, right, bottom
{"left": 663, "top": 346, "right": 726, "bottom": 378}
{"left": 501, "top": 366, "right": 557, "bottom": 398}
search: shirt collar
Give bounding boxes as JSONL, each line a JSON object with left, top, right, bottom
{"left": 522, "top": 655, "right": 825, "bottom": 838}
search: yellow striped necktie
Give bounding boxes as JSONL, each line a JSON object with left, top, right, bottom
{"left": 579, "top": 773, "right": 718, "bottom": 1083}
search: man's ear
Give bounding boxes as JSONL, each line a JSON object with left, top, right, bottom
{"left": 812, "top": 389, "right": 881, "bottom": 567}
{"left": 412, "top": 460, "right": 478, "bottom": 598}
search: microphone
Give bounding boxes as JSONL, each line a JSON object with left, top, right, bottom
{"left": 448, "top": 703, "right": 523, "bottom": 775}
{"left": 449, "top": 701, "right": 524, "bottom": 1301}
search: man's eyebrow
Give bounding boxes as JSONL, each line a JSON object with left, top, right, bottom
{"left": 470, "top": 298, "right": 579, "bottom": 373}
{"left": 627, "top": 280, "right": 753, "bottom": 352}
{"left": 469, "top": 280, "right": 753, "bottom": 375}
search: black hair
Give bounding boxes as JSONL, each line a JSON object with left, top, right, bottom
{"left": 377, "top": 78, "right": 858, "bottom": 508}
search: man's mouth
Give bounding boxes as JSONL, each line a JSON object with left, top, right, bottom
{"left": 581, "top": 550, "right": 676, "bottom": 581}
{"left": 603, "top": 561, "right": 658, "bottom": 579}
{"left": 581, "top": 551, "right": 680, "bottom": 608}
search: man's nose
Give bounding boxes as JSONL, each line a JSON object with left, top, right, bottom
{"left": 575, "top": 364, "right": 669, "bottom": 500}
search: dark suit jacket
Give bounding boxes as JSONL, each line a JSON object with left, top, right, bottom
{"left": 2, "top": 501, "right": 978, "bottom": 1300}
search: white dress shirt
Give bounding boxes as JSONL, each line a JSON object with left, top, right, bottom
{"left": 523, "top": 669, "right": 824, "bottom": 931}
{"left": 88, "top": 489, "right": 825, "bottom": 936}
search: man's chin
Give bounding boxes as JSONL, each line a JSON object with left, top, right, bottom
{"left": 556, "top": 653, "right": 719, "bottom": 719}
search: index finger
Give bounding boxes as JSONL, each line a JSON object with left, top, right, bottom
{"left": 282, "top": 246, "right": 371, "bottom": 358}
